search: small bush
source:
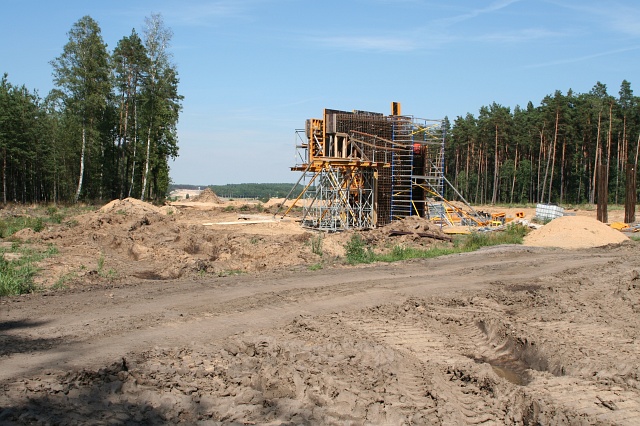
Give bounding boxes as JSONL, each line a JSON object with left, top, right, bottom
{"left": 344, "top": 234, "right": 375, "bottom": 265}
{"left": 31, "top": 217, "right": 44, "bottom": 232}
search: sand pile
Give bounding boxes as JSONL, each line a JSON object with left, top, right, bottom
{"left": 99, "top": 198, "right": 158, "bottom": 215}
{"left": 191, "top": 188, "right": 221, "bottom": 203}
{"left": 523, "top": 216, "right": 629, "bottom": 249}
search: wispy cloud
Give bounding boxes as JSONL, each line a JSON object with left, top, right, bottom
{"left": 437, "top": 0, "right": 523, "bottom": 27}
{"left": 163, "top": 0, "right": 253, "bottom": 27}
{"left": 476, "top": 28, "right": 569, "bottom": 43}
{"left": 523, "top": 45, "right": 640, "bottom": 69}
{"left": 309, "top": 35, "right": 420, "bottom": 53}
{"left": 546, "top": 0, "right": 640, "bottom": 37}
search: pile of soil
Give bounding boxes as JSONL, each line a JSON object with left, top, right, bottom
{"left": 191, "top": 188, "right": 221, "bottom": 203}
{"left": 523, "top": 215, "right": 629, "bottom": 248}
{"left": 365, "top": 216, "right": 452, "bottom": 249}
{"left": 26, "top": 198, "right": 321, "bottom": 286}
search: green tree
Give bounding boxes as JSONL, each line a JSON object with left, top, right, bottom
{"left": 50, "top": 16, "right": 111, "bottom": 202}
{"left": 113, "top": 29, "right": 148, "bottom": 198}
{"left": 140, "top": 13, "right": 182, "bottom": 202}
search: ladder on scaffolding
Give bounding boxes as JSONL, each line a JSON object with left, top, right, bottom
{"left": 390, "top": 117, "right": 414, "bottom": 221}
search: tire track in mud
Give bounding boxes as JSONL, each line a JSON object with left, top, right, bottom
{"left": 525, "top": 376, "right": 640, "bottom": 424}
{"left": 342, "top": 311, "right": 511, "bottom": 424}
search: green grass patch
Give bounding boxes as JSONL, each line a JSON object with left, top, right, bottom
{"left": 343, "top": 223, "right": 529, "bottom": 266}
{"left": 344, "top": 234, "right": 376, "bottom": 265}
{"left": 0, "top": 243, "right": 59, "bottom": 297}
{"left": 0, "top": 204, "right": 99, "bottom": 238}
{"left": 308, "top": 263, "right": 323, "bottom": 271}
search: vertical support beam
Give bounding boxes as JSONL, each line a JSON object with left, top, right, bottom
{"left": 625, "top": 163, "right": 636, "bottom": 223}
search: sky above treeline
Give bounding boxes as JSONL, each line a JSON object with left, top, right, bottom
{"left": 2, "top": 0, "right": 640, "bottom": 185}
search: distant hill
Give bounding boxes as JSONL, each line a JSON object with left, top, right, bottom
{"left": 170, "top": 183, "right": 302, "bottom": 200}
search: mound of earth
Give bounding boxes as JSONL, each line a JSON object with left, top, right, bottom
{"left": 191, "top": 188, "right": 221, "bottom": 203}
{"left": 16, "top": 198, "right": 328, "bottom": 287}
{"left": 523, "top": 215, "right": 629, "bottom": 248}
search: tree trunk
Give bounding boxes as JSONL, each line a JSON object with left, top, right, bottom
{"left": 625, "top": 163, "right": 636, "bottom": 223}
{"left": 129, "top": 101, "right": 138, "bottom": 198}
{"left": 141, "top": 125, "right": 152, "bottom": 201}
{"left": 606, "top": 103, "right": 613, "bottom": 203}
{"left": 597, "top": 160, "right": 608, "bottom": 223}
{"left": 590, "top": 111, "right": 602, "bottom": 204}
{"left": 635, "top": 133, "right": 640, "bottom": 170}
{"left": 2, "top": 147, "right": 6, "bottom": 205}
{"left": 559, "top": 140, "right": 566, "bottom": 204}
{"left": 465, "top": 140, "right": 471, "bottom": 198}
{"left": 510, "top": 144, "right": 518, "bottom": 204}
{"left": 541, "top": 136, "right": 552, "bottom": 203}
{"left": 547, "top": 109, "right": 560, "bottom": 203}
{"left": 491, "top": 124, "right": 499, "bottom": 204}
{"left": 75, "top": 125, "right": 86, "bottom": 202}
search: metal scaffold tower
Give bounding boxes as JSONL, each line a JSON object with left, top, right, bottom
{"left": 280, "top": 102, "right": 448, "bottom": 231}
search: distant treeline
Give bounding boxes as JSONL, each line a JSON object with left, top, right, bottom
{"left": 444, "top": 80, "right": 640, "bottom": 205}
{"left": 171, "top": 183, "right": 301, "bottom": 200}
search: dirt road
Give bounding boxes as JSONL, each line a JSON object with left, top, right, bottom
{"left": 2, "top": 243, "right": 640, "bottom": 424}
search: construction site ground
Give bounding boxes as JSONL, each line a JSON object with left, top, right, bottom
{"left": 2, "top": 197, "right": 640, "bottom": 424}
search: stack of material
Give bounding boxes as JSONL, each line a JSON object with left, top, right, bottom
{"left": 535, "top": 203, "right": 565, "bottom": 221}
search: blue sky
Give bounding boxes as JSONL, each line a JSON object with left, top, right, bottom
{"left": 2, "top": 1, "right": 640, "bottom": 185}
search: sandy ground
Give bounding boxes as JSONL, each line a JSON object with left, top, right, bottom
{"left": 1, "top": 199, "right": 640, "bottom": 424}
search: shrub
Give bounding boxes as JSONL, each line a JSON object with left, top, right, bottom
{"left": 344, "top": 234, "right": 374, "bottom": 264}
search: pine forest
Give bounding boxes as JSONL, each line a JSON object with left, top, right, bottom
{"left": 444, "top": 81, "right": 639, "bottom": 206}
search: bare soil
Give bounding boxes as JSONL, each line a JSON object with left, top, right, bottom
{"left": 1, "top": 199, "right": 640, "bottom": 424}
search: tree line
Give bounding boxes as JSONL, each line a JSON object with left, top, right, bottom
{"left": 205, "top": 183, "right": 304, "bottom": 200}
{"left": 444, "top": 80, "right": 639, "bottom": 206}
{"left": 0, "top": 14, "right": 182, "bottom": 205}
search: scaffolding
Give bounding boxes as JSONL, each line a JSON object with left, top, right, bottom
{"left": 282, "top": 103, "right": 449, "bottom": 231}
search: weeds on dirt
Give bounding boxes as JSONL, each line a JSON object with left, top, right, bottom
{"left": 376, "top": 245, "right": 459, "bottom": 262}
{"left": 344, "top": 223, "right": 529, "bottom": 266}
{"left": 344, "top": 234, "right": 375, "bottom": 264}
{"left": 96, "top": 253, "right": 117, "bottom": 280}
{"left": 0, "top": 243, "right": 58, "bottom": 296}
{"left": 310, "top": 234, "right": 323, "bottom": 256}
{"left": 52, "top": 271, "right": 77, "bottom": 290}
{"left": 0, "top": 204, "right": 98, "bottom": 238}
{"left": 462, "top": 223, "right": 528, "bottom": 251}
{"left": 0, "top": 216, "right": 44, "bottom": 237}
{"left": 308, "top": 263, "right": 323, "bottom": 271}
{"left": 217, "top": 269, "right": 245, "bottom": 277}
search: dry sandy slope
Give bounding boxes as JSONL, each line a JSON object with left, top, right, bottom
{"left": 2, "top": 242, "right": 640, "bottom": 424}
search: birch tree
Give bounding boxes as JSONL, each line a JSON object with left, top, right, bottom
{"left": 50, "top": 16, "right": 111, "bottom": 202}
